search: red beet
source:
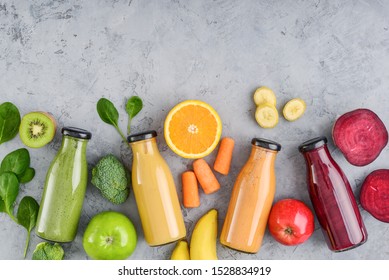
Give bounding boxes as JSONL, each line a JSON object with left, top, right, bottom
{"left": 360, "top": 169, "right": 389, "bottom": 223}
{"left": 333, "top": 108, "right": 388, "bottom": 166}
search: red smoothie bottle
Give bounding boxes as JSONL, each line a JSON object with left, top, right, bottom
{"left": 299, "top": 136, "right": 367, "bottom": 252}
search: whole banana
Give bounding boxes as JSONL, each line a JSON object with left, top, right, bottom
{"left": 190, "top": 209, "right": 218, "bottom": 260}
{"left": 170, "top": 240, "right": 190, "bottom": 260}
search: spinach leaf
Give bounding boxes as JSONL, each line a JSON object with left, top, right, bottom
{"left": 0, "top": 148, "right": 38, "bottom": 258}
{"left": 0, "top": 197, "right": 4, "bottom": 212}
{"left": 17, "top": 196, "right": 39, "bottom": 258}
{"left": 96, "top": 98, "right": 127, "bottom": 142}
{"left": 97, "top": 98, "right": 120, "bottom": 125}
{"left": 18, "top": 167, "right": 35, "bottom": 184}
{"left": 0, "top": 172, "right": 19, "bottom": 220}
{"left": 126, "top": 96, "right": 143, "bottom": 118}
{"left": 17, "top": 196, "right": 39, "bottom": 231}
{"left": 32, "top": 242, "right": 64, "bottom": 260}
{"left": 125, "top": 96, "right": 143, "bottom": 134}
{"left": 0, "top": 148, "right": 30, "bottom": 176}
{"left": 0, "top": 102, "right": 21, "bottom": 145}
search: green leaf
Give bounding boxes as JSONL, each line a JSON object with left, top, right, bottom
{"left": 0, "top": 197, "right": 4, "bottom": 212}
{"left": 125, "top": 96, "right": 143, "bottom": 134}
{"left": 17, "top": 196, "right": 39, "bottom": 232}
{"left": 18, "top": 167, "right": 35, "bottom": 184}
{"left": 0, "top": 102, "right": 21, "bottom": 145}
{"left": 96, "top": 98, "right": 127, "bottom": 142}
{"left": 126, "top": 96, "right": 143, "bottom": 119}
{"left": 0, "top": 172, "right": 19, "bottom": 216}
{"left": 32, "top": 242, "right": 64, "bottom": 260}
{"left": 96, "top": 98, "right": 119, "bottom": 126}
{"left": 0, "top": 148, "right": 30, "bottom": 176}
{"left": 17, "top": 196, "right": 39, "bottom": 258}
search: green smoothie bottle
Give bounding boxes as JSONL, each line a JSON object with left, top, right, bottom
{"left": 36, "top": 127, "right": 92, "bottom": 242}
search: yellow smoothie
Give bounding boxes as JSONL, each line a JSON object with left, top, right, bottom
{"left": 129, "top": 131, "right": 186, "bottom": 246}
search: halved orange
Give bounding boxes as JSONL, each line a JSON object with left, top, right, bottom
{"left": 164, "top": 100, "right": 222, "bottom": 159}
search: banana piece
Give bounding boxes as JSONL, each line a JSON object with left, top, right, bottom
{"left": 255, "top": 103, "right": 279, "bottom": 128}
{"left": 170, "top": 240, "right": 190, "bottom": 260}
{"left": 253, "top": 86, "right": 277, "bottom": 106}
{"left": 190, "top": 209, "right": 218, "bottom": 260}
{"left": 282, "top": 98, "right": 306, "bottom": 121}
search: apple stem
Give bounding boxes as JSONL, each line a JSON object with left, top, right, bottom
{"left": 285, "top": 227, "right": 293, "bottom": 235}
{"left": 105, "top": 236, "right": 114, "bottom": 245}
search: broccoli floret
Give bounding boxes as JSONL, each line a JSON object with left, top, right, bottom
{"left": 91, "top": 154, "right": 130, "bottom": 204}
{"left": 100, "top": 185, "right": 129, "bottom": 205}
{"left": 32, "top": 242, "right": 64, "bottom": 260}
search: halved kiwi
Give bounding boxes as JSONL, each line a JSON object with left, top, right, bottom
{"left": 19, "top": 112, "right": 56, "bottom": 148}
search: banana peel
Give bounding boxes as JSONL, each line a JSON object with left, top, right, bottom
{"left": 170, "top": 240, "right": 190, "bottom": 260}
{"left": 190, "top": 209, "right": 218, "bottom": 260}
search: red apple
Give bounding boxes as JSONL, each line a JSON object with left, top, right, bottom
{"left": 268, "top": 199, "right": 314, "bottom": 246}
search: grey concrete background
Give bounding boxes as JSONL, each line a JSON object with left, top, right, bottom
{"left": 1, "top": 0, "right": 389, "bottom": 260}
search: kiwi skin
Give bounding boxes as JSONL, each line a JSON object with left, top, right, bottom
{"left": 19, "top": 111, "right": 56, "bottom": 148}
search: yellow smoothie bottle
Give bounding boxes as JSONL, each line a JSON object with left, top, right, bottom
{"left": 128, "top": 130, "right": 186, "bottom": 246}
{"left": 220, "top": 138, "right": 281, "bottom": 253}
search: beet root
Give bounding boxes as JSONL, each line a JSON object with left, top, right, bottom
{"left": 333, "top": 108, "right": 388, "bottom": 166}
{"left": 360, "top": 169, "right": 389, "bottom": 223}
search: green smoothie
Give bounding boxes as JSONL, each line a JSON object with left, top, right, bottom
{"left": 36, "top": 127, "right": 91, "bottom": 243}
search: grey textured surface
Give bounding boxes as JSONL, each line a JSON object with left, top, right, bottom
{"left": 1, "top": 0, "right": 389, "bottom": 260}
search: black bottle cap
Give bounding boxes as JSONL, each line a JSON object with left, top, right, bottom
{"left": 127, "top": 130, "right": 157, "bottom": 143}
{"left": 62, "top": 127, "right": 92, "bottom": 139}
{"left": 298, "top": 136, "right": 327, "bottom": 152}
{"left": 251, "top": 138, "right": 281, "bottom": 151}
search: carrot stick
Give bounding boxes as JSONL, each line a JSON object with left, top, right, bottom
{"left": 193, "top": 159, "right": 220, "bottom": 194}
{"left": 182, "top": 171, "right": 200, "bottom": 208}
{"left": 214, "top": 137, "right": 235, "bottom": 175}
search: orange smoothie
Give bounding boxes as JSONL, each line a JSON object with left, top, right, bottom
{"left": 220, "top": 138, "right": 280, "bottom": 253}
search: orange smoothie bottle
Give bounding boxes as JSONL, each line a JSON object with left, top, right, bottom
{"left": 128, "top": 130, "right": 186, "bottom": 246}
{"left": 220, "top": 138, "right": 281, "bottom": 253}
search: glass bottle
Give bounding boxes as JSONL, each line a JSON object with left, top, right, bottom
{"left": 36, "top": 127, "right": 92, "bottom": 242}
{"left": 299, "top": 136, "right": 367, "bottom": 252}
{"left": 220, "top": 138, "right": 281, "bottom": 253}
{"left": 128, "top": 130, "right": 186, "bottom": 246}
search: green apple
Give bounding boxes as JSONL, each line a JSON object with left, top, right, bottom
{"left": 83, "top": 211, "right": 137, "bottom": 260}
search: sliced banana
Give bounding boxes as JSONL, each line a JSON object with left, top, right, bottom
{"left": 253, "top": 86, "right": 277, "bottom": 106}
{"left": 255, "top": 103, "right": 279, "bottom": 128}
{"left": 283, "top": 98, "right": 306, "bottom": 121}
